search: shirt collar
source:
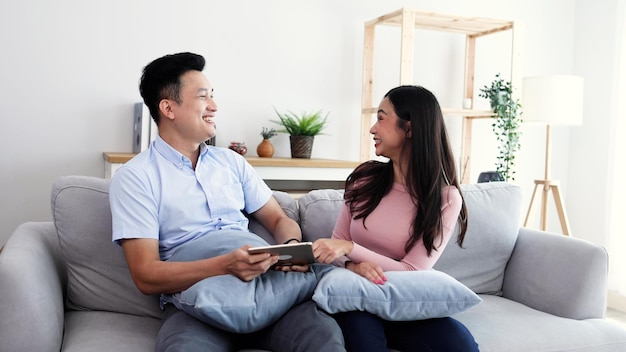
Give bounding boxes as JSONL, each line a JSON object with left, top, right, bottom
{"left": 153, "top": 134, "right": 209, "bottom": 169}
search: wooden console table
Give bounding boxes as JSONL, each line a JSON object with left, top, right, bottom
{"left": 103, "top": 152, "right": 360, "bottom": 191}
{"left": 103, "top": 152, "right": 137, "bottom": 179}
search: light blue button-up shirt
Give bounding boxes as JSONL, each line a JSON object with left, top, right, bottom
{"left": 110, "top": 135, "right": 272, "bottom": 260}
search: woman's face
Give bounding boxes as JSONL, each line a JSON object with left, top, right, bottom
{"left": 369, "top": 97, "right": 410, "bottom": 160}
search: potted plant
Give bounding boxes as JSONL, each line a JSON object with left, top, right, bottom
{"left": 478, "top": 73, "right": 523, "bottom": 181}
{"left": 271, "top": 108, "right": 328, "bottom": 158}
{"left": 257, "top": 127, "right": 277, "bottom": 158}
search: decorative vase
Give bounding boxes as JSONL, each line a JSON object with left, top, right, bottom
{"left": 256, "top": 139, "right": 274, "bottom": 158}
{"left": 289, "top": 135, "right": 314, "bottom": 159}
{"left": 228, "top": 142, "right": 247, "bottom": 156}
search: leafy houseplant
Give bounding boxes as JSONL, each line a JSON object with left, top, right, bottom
{"left": 271, "top": 108, "right": 328, "bottom": 158}
{"left": 257, "top": 127, "right": 277, "bottom": 158}
{"left": 478, "top": 74, "right": 523, "bottom": 181}
{"left": 271, "top": 108, "right": 328, "bottom": 136}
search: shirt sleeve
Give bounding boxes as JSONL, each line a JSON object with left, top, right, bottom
{"left": 238, "top": 154, "right": 273, "bottom": 214}
{"left": 330, "top": 202, "right": 353, "bottom": 267}
{"left": 109, "top": 166, "right": 160, "bottom": 245}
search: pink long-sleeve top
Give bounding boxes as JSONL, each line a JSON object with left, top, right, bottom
{"left": 331, "top": 183, "right": 462, "bottom": 271}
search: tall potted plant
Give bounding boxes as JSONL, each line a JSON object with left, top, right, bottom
{"left": 478, "top": 73, "right": 523, "bottom": 181}
{"left": 271, "top": 108, "right": 328, "bottom": 158}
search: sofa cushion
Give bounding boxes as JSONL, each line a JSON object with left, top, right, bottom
{"left": 433, "top": 182, "right": 522, "bottom": 295}
{"left": 63, "top": 311, "right": 161, "bottom": 352}
{"left": 51, "top": 176, "right": 162, "bottom": 319}
{"left": 454, "top": 295, "right": 626, "bottom": 352}
{"left": 313, "top": 267, "right": 481, "bottom": 320}
{"left": 162, "top": 230, "right": 318, "bottom": 333}
{"left": 247, "top": 190, "right": 298, "bottom": 245}
{"left": 297, "top": 189, "right": 345, "bottom": 242}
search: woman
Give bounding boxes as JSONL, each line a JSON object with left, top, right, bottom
{"left": 313, "top": 85, "right": 479, "bottom": 351}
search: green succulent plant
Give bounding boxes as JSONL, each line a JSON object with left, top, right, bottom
{"left": 271, "top": 108, "right": 328, "bottom": 136}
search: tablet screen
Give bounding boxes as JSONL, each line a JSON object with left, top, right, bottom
{"left": 248, "top": 242, "right": 315, "bottom": 266}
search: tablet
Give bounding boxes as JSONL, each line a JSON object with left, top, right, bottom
{"left": 247, "top": 242, "right": 316, "bottom": 266}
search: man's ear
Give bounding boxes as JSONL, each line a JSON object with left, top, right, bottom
{"left": 159, "top": 99, "right": 175, "bottom": 121}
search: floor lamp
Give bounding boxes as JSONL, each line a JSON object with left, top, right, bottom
{"left": 522, "top": 75, "right": 584, "bottom": 236}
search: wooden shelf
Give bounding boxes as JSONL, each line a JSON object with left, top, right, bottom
{"left": 365, "top": 9, "right": 513, "bottom": 36}
{"left": 245, "top": 157, "right": 360, "bottom": 168}
{"left": 102, "top": 152, "right": 359, "bottom": 169}
{"left": 361, "top": 8, "right": 521, "bottom": 183}
{"left": 103, "top": 152, "right": 136, "bottom": 163}
{"left": 362, "top": 107, "right": 495, "bottom": 118}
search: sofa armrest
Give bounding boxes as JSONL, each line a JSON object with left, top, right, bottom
{"left": 0, "top": 222, "right": 66, "bottom": 352}
{"left": 502, "top": 227, "right": 607, "bottom": 320}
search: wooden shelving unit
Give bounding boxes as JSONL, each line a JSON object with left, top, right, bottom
{"left": 361, "top": 8, "right": 521, "bottom": 183}
{"left": 102, "top": 153, "right": 359, "bottom": 192}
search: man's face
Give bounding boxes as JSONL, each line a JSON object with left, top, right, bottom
{"left": 169, "top": 70, "right": 217, "bottom": 144}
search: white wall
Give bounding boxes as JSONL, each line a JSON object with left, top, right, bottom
{"left": 0, "top": 0, "right": 613, "bottom": 247}
{"left": 569, "top": 0, "right": 622, "bottom": 246}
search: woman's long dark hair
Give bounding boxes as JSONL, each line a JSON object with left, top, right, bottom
{"left": 344, "top": 86, "right": 468, "bottom": 256}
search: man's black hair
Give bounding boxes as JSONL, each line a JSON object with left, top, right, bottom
{"left": 139, "top": 52, "right": 205, "bottom": 124}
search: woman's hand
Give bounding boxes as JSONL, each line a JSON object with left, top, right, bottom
{"left": 273, "top": 264, "right": 310, "bottom": 272}
{"left": 313, "top": 238, "right": 354, "bottom": 264}
{"left": 346, "top": 261, "right": 387, "bottom": 285}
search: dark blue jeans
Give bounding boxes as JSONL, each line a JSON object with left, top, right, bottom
{"left": 334, "top": 310, "right": 479, "bottom": 352}
{"left": 156, "top": 301, "right": 345, "bottom": 352}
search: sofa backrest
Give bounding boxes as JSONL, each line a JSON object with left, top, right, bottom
{"left": 51, "top": 176, "right": 162, "bottom": 318}
{"left": 51, "top": 175, "right": 522, "bottom": 318}
{"left": 297, "top": 182, "right": 523, "bottom": 295}
{"left": 51, "top": 176, "right": 301, "bottom": 318}
{"left": 247, "top": 190, "right": 299, "bottom": 245}
{"left": 297, "top": 189, "right": 345, "bottom": 242}
{"left": 435, "top": 182, "right": 522, "bottom": 294}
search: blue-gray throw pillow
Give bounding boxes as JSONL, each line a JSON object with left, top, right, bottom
{"left": 312, "top": 268, "right": 482, "bottom": 320}
{"left": 161, "top": 230, "right": 318, "bottom": 333}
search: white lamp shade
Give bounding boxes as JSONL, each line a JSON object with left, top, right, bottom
{"left": 522, "top": 75, "right": 584, "bottom": 126}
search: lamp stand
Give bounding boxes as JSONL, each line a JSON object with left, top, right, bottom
{"left": 523, "top": 124, "right": 572, "bottom": 235}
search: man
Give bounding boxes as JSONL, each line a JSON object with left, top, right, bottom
{"left": 109, "top": 52, "right": 344, "bottom": 352}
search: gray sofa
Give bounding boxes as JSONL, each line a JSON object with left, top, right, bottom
{"left": 2, "top": 175, "right": 626, "bottom": 352}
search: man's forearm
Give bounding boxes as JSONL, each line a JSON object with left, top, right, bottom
{"left": 272, "top": 218, "right": 302, "bottom": 244}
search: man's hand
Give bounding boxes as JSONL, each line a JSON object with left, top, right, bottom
{"left": 228, "top": 245, "right": 280, "bottom": 281}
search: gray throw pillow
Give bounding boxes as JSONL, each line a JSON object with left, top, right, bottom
{"left": 434, "top": 182, "right": 522, "bottom": 295}
{"left": 298, "top": 189, "right": 344, "bottom": 242}
{"left": 162, "top": 230, "right": 319, "bottom": 333}
{"left": 313, "top": 268, "right": 482, "bottom": 320}
{"left": 52, "top": 176, "right": 161, "bottom": 319}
